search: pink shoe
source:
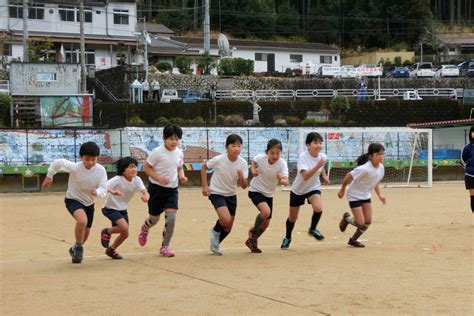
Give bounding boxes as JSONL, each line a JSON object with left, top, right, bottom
{"left": 138, "top": 227, "right": 148, "bottom": 246}
{"left": 159, "top": 246, "right": 175, "bottom": 257}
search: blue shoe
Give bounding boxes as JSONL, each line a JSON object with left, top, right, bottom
{"left": 281, "top": 237, "right": 291, "bottom": 249}
{"left": 210, "top": 229, "right": 222, "bottom": 256}
{"left": 308, "top": 229, "right": 325, "bottom": 240}
{"left": 69, "top": 245, "right": 83, "bottom": 264}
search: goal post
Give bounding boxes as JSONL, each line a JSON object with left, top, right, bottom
{"left": 297, "top": 128, "right": 433, "bottom": 188}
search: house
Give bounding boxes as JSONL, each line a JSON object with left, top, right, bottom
{"left": 170, "top": 36, "right": 340, "bottom": 74}
{"left": 438, "top": 33, "right": 474, "bottom": 61}
{"left": 0, "top": 0, "right": 140, "bottom": 70}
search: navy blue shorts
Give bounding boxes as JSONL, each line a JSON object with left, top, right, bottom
{"left": 248, "top": 191, "right": 273, "bottom": 219}
{"left": 209, "top": 194, "right": 237, "bottom": 216}
{"left": 102, "top": 207, "right": 129, "bottom": 226}
{"left": 349, "top": 199, "right": 372, "bottom": 209}
{"left": 64, "top": 198, "right": 95, "bottom": 228}
{"left": 289, "top": 190, "right": 321, "bottom": 207}
{"left": 465, "top": 175, "right": 474, "bottom": 190}
{"left": 148, "top": 182, "right": 179, "bottom": 216}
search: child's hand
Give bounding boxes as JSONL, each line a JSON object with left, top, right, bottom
{"left": 90, "top": 188, "right": 98, "bottom": 196}
{"left": 159, "top": 176, "right": 170, "bottom": 185}
{"left": 202, "top": 186, "right": 210, "bottom": 197}
{"left": 379, "top": 194, "right": 386, "bottom": 205}
{"left": 110, "top": 189, "right": 122, "bottom": 196}
{"left": 237, "top": 169, "right": 244, "bottom": 179}
{"left": 41, "top": 177, "right": 53, "bottom": 190}
{"left": 322, "top": 175, "right": 331, "bottom": 185}
{"left": 179, "top": 176, "right": 188, "bottom": 184}
{"left": 252, "top": 169, "right": 259, "bottom": 177}
{"left": 315, "top": 159, "right": 326, "bottom": 170}
{"left": 337, "top": 189, "right": 345, "bottom": 199}
{"left": 141, "top": 192, "right": 150, "bottom": 203}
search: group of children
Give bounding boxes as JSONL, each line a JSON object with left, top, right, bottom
{"left": 42, "top": 124, "right": 387, "bottom": 264}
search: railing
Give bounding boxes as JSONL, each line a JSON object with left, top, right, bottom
{"left": 0, "top": 80, "right": 10, "bottom": 95}
{"left": 215, "top": 88, "right": 461, "bottom": 100}
{"left": 94, "top": 78, "right": 118, "bottom": 103}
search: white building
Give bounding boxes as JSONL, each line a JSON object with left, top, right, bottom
{"left": 172, "top": 36, "right": 340, "bottom": 74}
{"left": 0, "top": 0, "right": 139, "bottom": 70}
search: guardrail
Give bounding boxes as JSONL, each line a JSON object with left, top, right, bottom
{"left": 215, "top": 88, "right": 461, "bottom": 100}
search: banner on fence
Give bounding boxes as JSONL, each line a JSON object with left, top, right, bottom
{"left": 40, "top": 96, "right": 92, "bottom": 127}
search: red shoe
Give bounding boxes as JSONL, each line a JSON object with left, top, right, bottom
{"left": 105, "top": 247, "right": 123, "bottom": 259}
{"left": 101, "top": 228, "right": 111, "bottom": 248}
{"left": 245, "top": 238, "right": 262, "bottom": 253}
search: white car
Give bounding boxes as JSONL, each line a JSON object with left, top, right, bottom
{"left": 159, "top": 89, "right": 180, "bottom": 103}
{"left": 409, "top": 62, "right": 435, "bottom": 78}
{"left": 434, "top": 65, "right": 460, "bottom": 77}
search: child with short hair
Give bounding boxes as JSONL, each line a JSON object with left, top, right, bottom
{"left": 138, "top": 124, "right": 187, "bottom": 257}
{"left": 201, "top": 134, "right": 249, "bottom": 255}
{"left": 461, "top": 126, "right": 474, "bottom": 212}
{"left": 245, "top": 139, "right": 289, "bottom": 253}
{"left": 338, "top": 143, "right": 386, "bottom": 248}
{"left": 100, "top": 157, "right": 149, "bottom": 259}
{"left": 281, "top": 132, "right": 330, "bottom": 250}
{"left": 41, "top": 141, "right": 107, "bottom": 264}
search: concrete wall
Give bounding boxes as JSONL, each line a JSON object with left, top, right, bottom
{"left": 342, "top": 52, "right": 415, "bottom": 66}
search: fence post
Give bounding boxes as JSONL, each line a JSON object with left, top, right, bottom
{"left": 361, "top": 133, "right": 365, "bottom": 155}
{"left": 206, "top": 129, "right": 209, "bottom": 160}
{"left": 120, "top": 129, "right": 123, "bottom": 158}
{"left": 26, "top": 128, "right": 29, "bottom": 165}
{"left": 247, "top": 129, "right": 250, "bottom": 163}
{"left": 74, "top": 130, "right": 77, "bottom": 162}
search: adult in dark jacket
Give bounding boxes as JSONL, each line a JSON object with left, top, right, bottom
{"left": 460, "top": 126, "right": 474, "bottom": 212}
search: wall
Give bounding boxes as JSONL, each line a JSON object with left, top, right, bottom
{"left": 433, "top": 126, "right": 471, "bottom": 149}
{"left": 342, "top": 52, "right": 415, "bottom": 66}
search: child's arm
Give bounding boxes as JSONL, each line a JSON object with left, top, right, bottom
{"left": 251, "top": 160, "right": 259, "bottom": 177}
{"left": 201, "top": 162, "right": 210, "bottom": 196}
{"left": 140, "top": 188, "right": 150, "bottom": 202}
{"left": 337, "top": 172, "right": 353, "bottom": 199}
{"left": 461, "top": 145, "right": 470, "bottom": 168}
{"left": 277, "top": 172, "right": 289, "bottom": 186}
{"left": 237, "top": 169, "right": 248, "bottom": 189}
{"left": 41, "top": 159, "right": 76, "bottom": 189}
{"left": 90, "top": 168, "right": 107, "bottom": 198}
{"left": 301, "top": 158, "right": 326, "bottom": 180}
{"left": 374, "top": 183, "right": 386, "bottom": 204}
{"left": 143, "top": 161, "right": 169, "bottom": 185}
{"left": 321, "top": 167, "right": 331, "bottom": 185}
{"left": 178, "top": 166, "right": 188, "bottom": 184}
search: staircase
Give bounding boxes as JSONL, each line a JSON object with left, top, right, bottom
{"left": 89, "top": 78, "right": 118, "bottom": 103}
{"left": 11, "top": 96, "right": 40, "bottom": 127}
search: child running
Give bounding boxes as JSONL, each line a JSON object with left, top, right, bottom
{"left": 461, "top": 126, "right": 474, "bottom": 212}
{"left": 138, "top": 124, "right": 187, "bottom": 257}
{"left": 41, "top": 141, "right": 107, "bottom": 264}
{"left": 281, "top": 132, "right": 330, "bottom": 249}
{"left": 201, "top": 134, "right": 248, "bottom": 255}
{"left": 100, "top": 157, "right": 149, "bottom": 259}
{"left": 246, "top": 139, "right": 289, "bottom": 253}
{"left": 337, "top": 143, "right": 386, "bottom": 247}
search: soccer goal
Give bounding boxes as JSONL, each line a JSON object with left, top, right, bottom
{"left": 297, "top": 128, "right": 433, "bottom": 188}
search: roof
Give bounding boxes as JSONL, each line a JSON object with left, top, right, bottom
{"left": 171, "top": 36, "right": 339, "bottom": 53}
{"left": 3, "top": 30, "right": 137, "bottom": 45}
{"left": 438, "top": 33, "right": 474, "bottom": 47}
{"left": 137, "top": 23, "right": 174, "bottom": 35}
{"left": 407, "top": 118, "right": 474, "bottom": 128}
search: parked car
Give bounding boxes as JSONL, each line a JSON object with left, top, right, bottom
{"left": 409, "top": 62, "right": 435, "bottom": 78}
{"left": 434, "top": 65, "right": 460, "bottom": 77}
{"left": 385, "top": 66, "right": 409, "bottom": 78}
{"left": 160, "top": 89, "right": 180, "bottom": 103}
{"left": 457, "top": 60, "right": 474, "bottom": 77}
{"left": 182, "top": 90, "right": 204, "bottom": 103}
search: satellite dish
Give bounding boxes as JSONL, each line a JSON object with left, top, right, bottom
{"left": 143, "top": 31, "right": 151, "bottom": 45}
{"left": 217, "top": 33, "right": 231, "bottom": 57}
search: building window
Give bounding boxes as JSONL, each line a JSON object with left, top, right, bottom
{"left": 59, "top": 5, "right": 92, "bottom": 22}
{"left": 449, "top": 47, "right": 456, "bottom": 52}
{"left": 66, "top": 50, "right": 95, "bottom": 65}
{"left": 255, "top": 53, "right": 268, "bottom": 61}
{"left": 320, "top": 55, "right": 332, "bottom": 64}
{"left": 36, "top": 73, "right": 57, "bottom": 81}
{"left": 113, "top": 9, "right": 129, "bottom": 25}
{"left": 335, "top": 56, "right": 338, "bottom": 61}
{"left": 9, "top": 2, "right": 45, "bottom": 20}
{"left": 290, "top": 54, "right": 303, "bottom": 63}
{"left": 9, "top": 1, "right": 23, "bottom": 18}
{"left": 29, "top": 3, "right": 44, "bottom": 20}
{"left": 3, "top": 44, "right": 12, "bottom": 56}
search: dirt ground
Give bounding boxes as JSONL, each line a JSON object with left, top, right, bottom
{"left": 0, "top": 182, "right": 472, "bottom": 315}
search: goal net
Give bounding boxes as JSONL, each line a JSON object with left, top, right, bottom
{"left": 297, "top": 128, "right": 433, "bottom": 188}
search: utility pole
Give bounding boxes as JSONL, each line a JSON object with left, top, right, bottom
{"left": 22, "top": 0, "right": 29, "bottom": 62}
{"left": 143, "top": 17, "right": 148, "bottom": 82}
{"left": 204, "top": 0, "right": 210, "bottom": 54}
{"left": 80, "top": 0, "right": 87, "bottom": 93}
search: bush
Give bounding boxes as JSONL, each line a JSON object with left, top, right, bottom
{"left": 216, "top": 114, "right": 226, "bottom": 125}
{"left": 285, "top": 115, "right": 301, "bottom": 125}
{"left": 403, "top": 59, "right": 412, "bottom": 66}
{"left": 218, "top": 58, "right": 234, "bottom": 75}
{"left": 330, "top": 96, "right": 349, "bottom": 120}
{"left": 301, "top": 118, "right": 318, "bottom": 126}
{"left": 192, "top": 116, "right": 205, "bottom": 125}
{"left": 156, "top": 62, "right": 172, "bottom": 72}
{"left": 224, "top": 114, "right": 245, "bottom": 126}
{"left": 128, "top": 115, "right": 145, "bottom": 125}
{"left": 175, "top": 56, "right": 192, "bottom": 74}
{"left": 218, "top": 58, "right": 254, "bottom": 76}
{"left": 169, "top": 117, "right": 186, "bottom": 125}
{"left": 154, "top": 116, "right": 169, "bottom": 126}
{"left": 394, "top": 56, "right": 402, "bottom": 66}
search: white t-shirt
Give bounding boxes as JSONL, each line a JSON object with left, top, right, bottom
{"left": 291, "top": 151, "right": 328, "bottom": 195}
{"left": 249, "top": 154, "right": 288, "bottom": 197}
{"left": 47, "top": 159, "right": 107, "bottom": 206}
{"left": 347, "top": 161, "right": 385, "bottom": 201}
{"left": 207, "top": 154, "right": 249, "bottom": 196}
{"left": 104, "top": 175, "right": 146, "bottom": 211}
{"left": 146, "top": 145, "right": 183, "bottom": 188}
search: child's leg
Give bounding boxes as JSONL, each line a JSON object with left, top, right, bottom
{"left": 250, "top": 202, "right": 271, "bottom": 239}
{"left": 110, "top": 218, "right": 129, "bottom": 250}
{"left": 142, "top": 214, "right": 160, "bottom": 232}
{"left": 214, "top": 206, "right": 233, "bottom": 242}
{"left": 308, "top": 194, "right": 323, "bottom": 231}
{"left": 469, "top": 189, "right": 474, "bottom": 212}
{"left": 348, "top": 205, "right": 371, "bottom": 246}
{"left": 285, "top": 206, "right": 300, "bottom": 239}
{"left": 71, "top": 209, "right": 88, "bottom": 245}
{"left": 162, "top": 209, "right": 177, "bottom": 247}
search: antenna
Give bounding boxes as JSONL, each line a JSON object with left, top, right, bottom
{"left": 217, "top": 33, "right": 231, "bottom": 57}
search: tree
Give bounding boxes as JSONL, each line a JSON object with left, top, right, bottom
{"left": 28, "top": 38, "right": 54, "bottom": 62}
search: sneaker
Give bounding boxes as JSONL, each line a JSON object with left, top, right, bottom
{"left": 159, "top": 246, "right": 175, "bottom": 257}
{"left": 308, "top": 229, "right": 325, "bottom": 240}
{"left": 245, "top": 238, "right": 262, "bottom": 253}
{"left": 348, "top": 238, "right": 365, "bottom": 248}
{"left": 280, "top": 237, "right": 292, "bottom": 249}
{"left": 210, "top": 229, "right": 222, "bottom": 256}
{"left": 105, "top": 247, "right": 123, "bottom": 259}
{"left": 339, "top": 212, "right": 350, "bottom": 232}
{"left": 138, "top": 226, "right": 148, "bottom": 246}
{"left": 101, "top": 228, "right": 111, "bottom": 248}
{"left": 69, "top": 245, "right": 83, "bottom": 264}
